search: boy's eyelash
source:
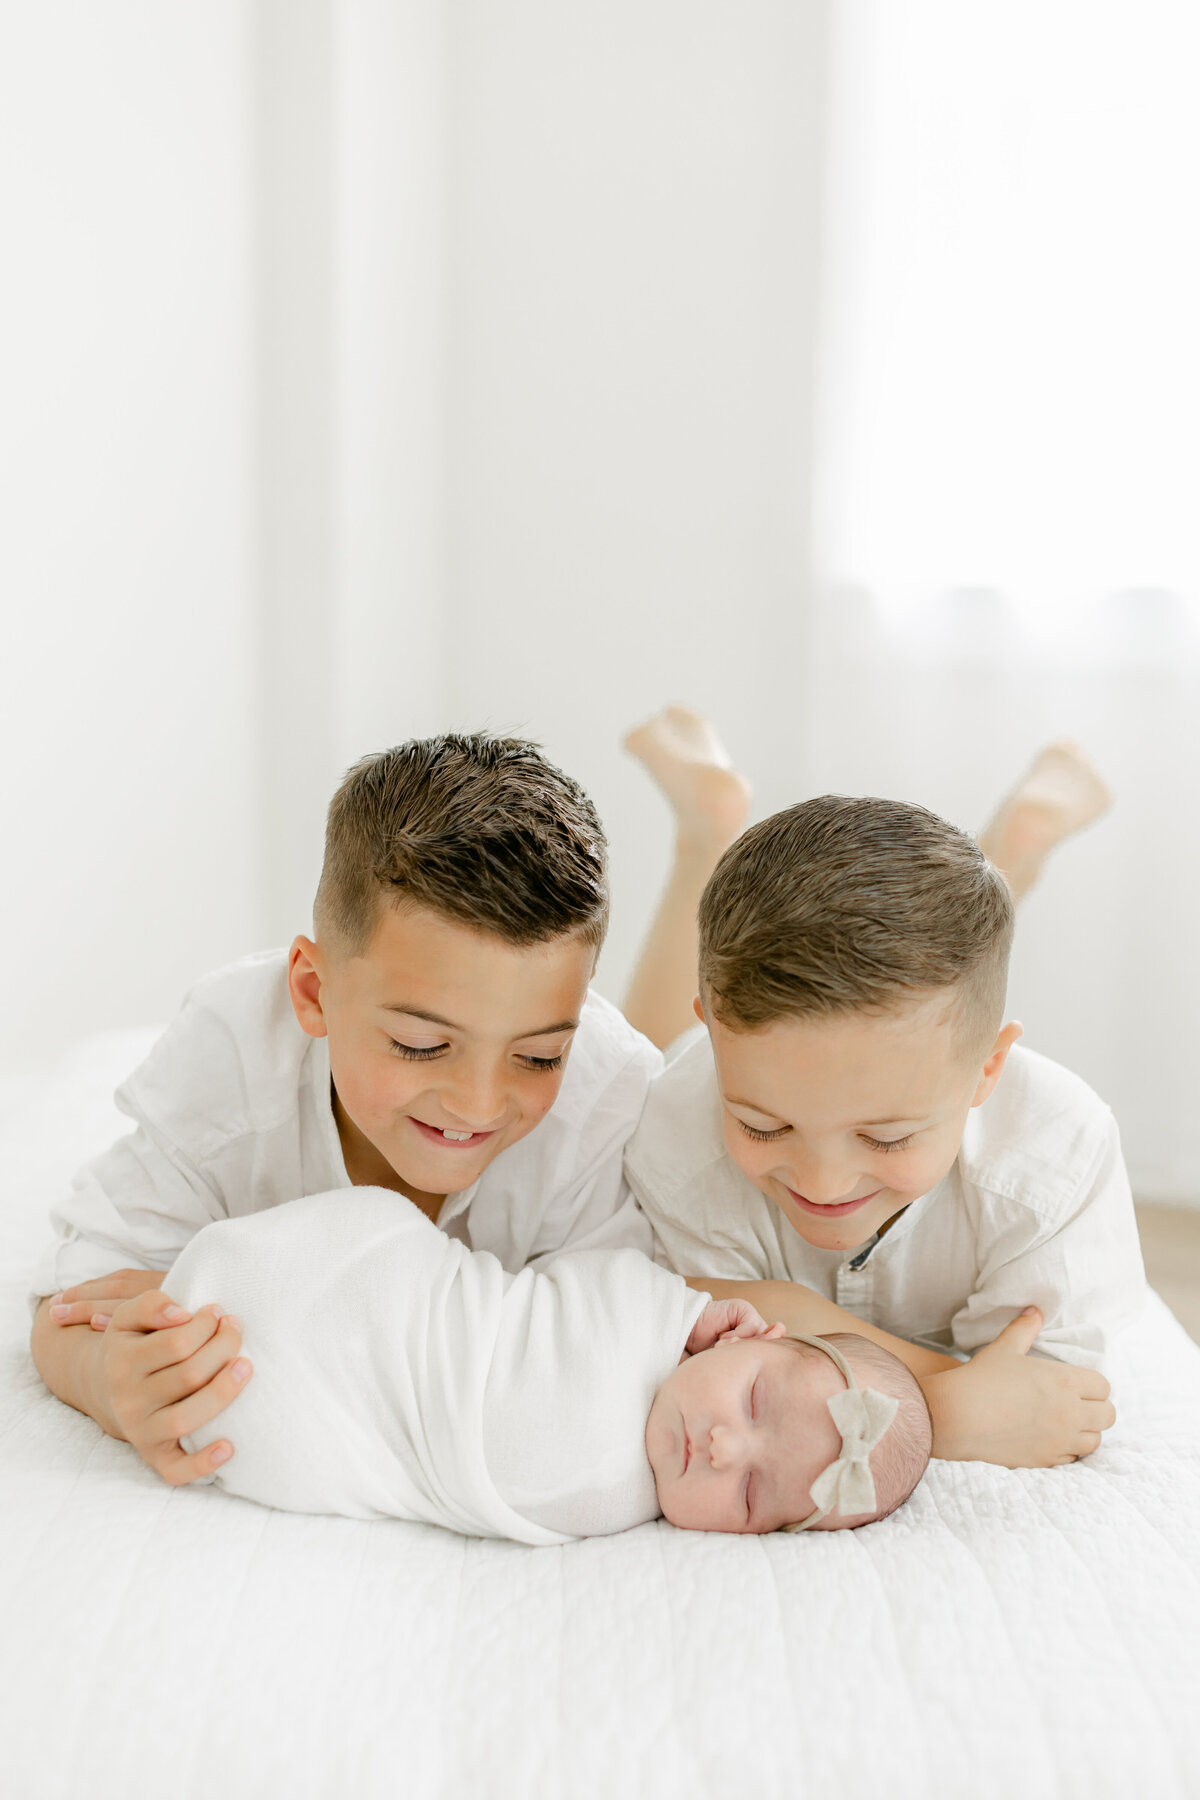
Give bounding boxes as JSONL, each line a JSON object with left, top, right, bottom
{"left": 738, "top": 1117, "right": 915, "bottom": 1152}
{"left": 388, "top": 1041, "right": 564, "bottom": 1073}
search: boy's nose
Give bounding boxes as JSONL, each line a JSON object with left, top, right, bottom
{"left": 782, "top": 1160, "right": 864, "bottom": 1206}
{"left": 440, "top": 1067, "right": 509, "bottom": 1132}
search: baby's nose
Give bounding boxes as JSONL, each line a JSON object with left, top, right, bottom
{"left": 707, "top": 1423, "right": 748, "bottom": 1471}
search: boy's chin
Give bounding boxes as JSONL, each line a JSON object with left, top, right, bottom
{"left": 398, "top": 1143, "right": 497, "bottom": 1192}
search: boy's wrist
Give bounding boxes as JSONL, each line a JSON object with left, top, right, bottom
{"left": 77, "top": 1332, "right": 123, "bottom": 1439}
{"left": 32, "top": 1301, "right": 122, "bottom": 1438}
{"left": 918, "top": 1367, "right": 967, "bottom": 1460}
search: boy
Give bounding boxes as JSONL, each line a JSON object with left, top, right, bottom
{"left": 31, "top": 735, "right": 661, "bottom": 1485}
{"left": 624, "top": 792, "right": 1137, "bottom": 1465}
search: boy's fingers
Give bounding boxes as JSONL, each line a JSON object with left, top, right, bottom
{"left": 135, "top": 1307, "right": 231, "bottom": 1378}
{"left": 144, "top": 1317, "right": 244, "bottom": 1404}
{"left": 153, "top": 1440, "right": 235, "bottom": 1489}
{"left": 58, "top": 1271, "right": 145, "bottom": 1302}
{"left": 49, "top": 1299, "right": 108, "bottom": 1327}
{"left": 1088, "top": 1398, "right": 1117, "bottom": 1430}
{"left": 156, "top": 1358, "right": 252, "bottom": 1441}
{"left": 108, "top": 1289, "right": 194, "bottom": 1334}
{"left": 988, "top": 1306, "right": 1043, "bottom": 1358}
{"left": 1074, "top": 1430, "right": 1102, "bottom": 1457}
{"left": 58, "top": 1269, "right": 168, "bottom": 1309}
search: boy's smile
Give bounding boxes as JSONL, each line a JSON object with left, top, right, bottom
{"left": 288, "top": 905, "right": 596, "bottom": 1218}
{"left": 702, "top": 993, "right": 1022, "bottom": 1254}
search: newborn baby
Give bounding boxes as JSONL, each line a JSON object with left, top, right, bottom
{"left": 170, "top": 1189, "right": 930, "bottom": 1545}
{"left": 647, "top": 1329, "right": 931, "bottom": 1534}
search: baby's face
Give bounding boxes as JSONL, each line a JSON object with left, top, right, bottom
{"left": 646, "top": 1337, "right": 843, "bottom": 1533}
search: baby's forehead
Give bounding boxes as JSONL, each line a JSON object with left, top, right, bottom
{"left": 758, "top": 1341, "right": 846, "bottom": 1517}
{"left": 760, "top": 1336, "right": 843, "bottom": 1406}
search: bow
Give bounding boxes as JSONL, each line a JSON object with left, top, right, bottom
{"left": 806, "top": 1386, "right": 899, "bottom": 1519}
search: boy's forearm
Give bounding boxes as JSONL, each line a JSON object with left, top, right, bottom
{"left": 30, "top": 1299, "right": 116, "bottom": 1434}
{"left": 686, "top": 1276, "right": 960, "bottom": 1379}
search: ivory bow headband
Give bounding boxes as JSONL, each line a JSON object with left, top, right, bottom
{"left": 780, "top": 1334, "right": 899, "bottom": 1533}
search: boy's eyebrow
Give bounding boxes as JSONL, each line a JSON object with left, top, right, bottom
{"left": 381, "top": 1004, "right": 580, "bottom": 1037}
{"left": 724, "top": 1097, "right": 928, "bottom": 1131}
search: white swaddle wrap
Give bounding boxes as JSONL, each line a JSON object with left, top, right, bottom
{"left": 171, "top": 1188, "right": 707, "bottom": 1546}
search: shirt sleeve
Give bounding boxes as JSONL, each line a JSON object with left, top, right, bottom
{"left": 526, "top": 1165, "right": 658, "bottom": 1267}
{"left": 32, "top": 1122, "right": 229, "bottom": 1295}
{"left": 524, "top": 1028, "right": 662, "bottom": 1269}
{"left": 949, "top": 1110, "right": 1147, "bottom": 1370}
{"left": 30, "top": 1007, "right": 237, "bottom": 1297}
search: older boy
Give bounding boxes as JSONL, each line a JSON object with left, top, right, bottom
{"left": 624, "top": 794, "right": 1138, "bottom": 1465}
{"left": 31, "top": 735, "right": 660, "bottom": 1485}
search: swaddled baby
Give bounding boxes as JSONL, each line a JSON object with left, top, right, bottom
{"left": 172, "top": 1189, "right": 930, "bottom": 1545}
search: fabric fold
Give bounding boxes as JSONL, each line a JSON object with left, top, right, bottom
{"left": 173, "top": 1187, "right": 707, "bottom": 1544}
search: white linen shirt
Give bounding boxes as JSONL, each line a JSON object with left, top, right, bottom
{"left": 33, "top": 950, "right": 663, "bottom": 1295}
{"left": 625, "top": 1035, "right": 1147, "bottom": 1370}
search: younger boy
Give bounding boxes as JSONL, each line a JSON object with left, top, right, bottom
{"left": 625, "top": 795, "right": 1138, "bottom": 1465}
{"left": 31, "top": 735, "right": 661, "bottom": 1485}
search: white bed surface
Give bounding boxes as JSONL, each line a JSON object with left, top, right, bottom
{"left": 3, "top": 1032, "right": 1200, "bottom": 1800}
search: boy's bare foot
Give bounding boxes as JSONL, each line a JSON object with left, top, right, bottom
{"left": 623, "top": 706, "right": 753, "bottom": 852}
{"left": 978, "top": 741, "right": 1113, "bottom": 899}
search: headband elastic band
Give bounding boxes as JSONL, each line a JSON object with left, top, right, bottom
{"left": 780, "top": 1334, "right": 899, "bottom": 1533}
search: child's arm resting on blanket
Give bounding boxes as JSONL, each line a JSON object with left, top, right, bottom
{"left": 687, "top": 1279, "right": 1115, "bottom": 1468}
{"left": 30, "top": 1283, "right": 251, "bottom": 1485}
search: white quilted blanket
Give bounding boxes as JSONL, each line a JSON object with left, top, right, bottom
{"left": 4, "top": 1032, "right": 1200, "bottom": 1800}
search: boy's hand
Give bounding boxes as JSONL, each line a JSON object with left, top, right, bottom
{"left": 684, "top": 1297, "right": 787, "bottom": 1357}
{"left": 49, "top": 1268, "right": 167, "bottom": 1329}
{"left": 922, "top": 1306, "right": 1116, "bottom": 1467}
{"left": 81, "top": 1290, "right": 253, "bottom": 1485}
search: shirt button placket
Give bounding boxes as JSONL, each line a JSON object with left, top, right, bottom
{"left": 836, "top": 1236, "right": 876, "bottom": 1322}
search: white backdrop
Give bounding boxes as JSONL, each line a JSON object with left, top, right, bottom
{"left": 3, "top": 2, "right": 1194, "bottom": 1201}
{"left": 808, "top": 1, "right": 1200, "bottom": 1201}
{"left": 1, "top": 0, "right": 830, "bottom": 1060}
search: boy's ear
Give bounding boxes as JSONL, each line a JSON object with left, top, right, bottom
{"left": 288, "top": 936, "right": 329, "bottom": 1039}
{"left": 970, "top": 1021, "right": 1023, "bottom": 1107}
{"left": 692, "top": 994, "right": 707, "bottom": 1026}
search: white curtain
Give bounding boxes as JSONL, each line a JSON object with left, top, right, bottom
{"left": 809, "top": 1, "right": 1200, "bottom": 1202}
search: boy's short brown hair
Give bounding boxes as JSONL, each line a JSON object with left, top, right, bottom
{"left": 315, "top": 733, "right": 609, "bottom": 955}
{"left": 698, "top": 795, "right": 1014, "bottom": 1052}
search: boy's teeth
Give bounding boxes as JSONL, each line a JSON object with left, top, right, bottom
{"left": 441, "top": 1128, "right": 473, "bottom": 1141}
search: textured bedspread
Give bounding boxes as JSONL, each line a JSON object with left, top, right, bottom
{"left": 3, "top": 1032, "right": 1200, "bottom": 1800}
